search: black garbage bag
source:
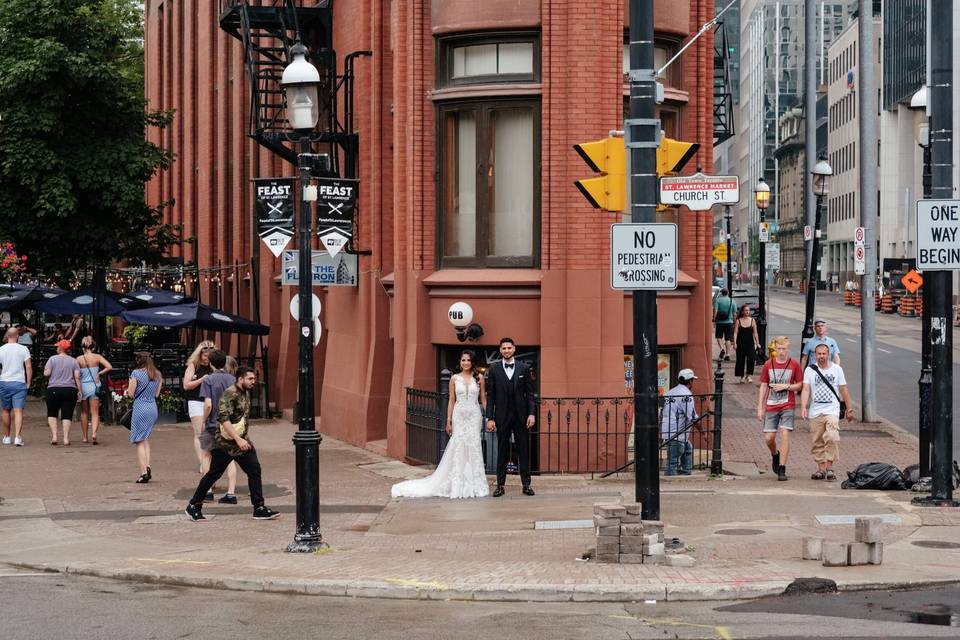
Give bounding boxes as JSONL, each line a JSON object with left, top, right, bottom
{"left": 903, "top": 464, "right": 921, "bottom": 485}
{"left": 840, "top": 462, "right": 908, "bottom": 490}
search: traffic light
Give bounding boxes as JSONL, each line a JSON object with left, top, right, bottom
{"left": 656, "top": 137, "right": 699, "bottom": 176}
{"left": 656, "top": 137, "right": 699, "bottom": 211}
{"left": 573, "top": 137, "right": 626, "bottom": 211}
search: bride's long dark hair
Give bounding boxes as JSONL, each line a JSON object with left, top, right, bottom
{"left": 459, "top": 350, "right": 480, "bottom": 384}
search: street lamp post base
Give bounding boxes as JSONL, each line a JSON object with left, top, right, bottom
{"left": 911, "top": 495, "right": 960, "bottom": 508}
{"left": 286, "top": 533, "right": 329, "bottom": 553}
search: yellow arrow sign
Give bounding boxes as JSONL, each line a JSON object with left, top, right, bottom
{"left": 712, "top": 244, "right": 730, "bottom": 261}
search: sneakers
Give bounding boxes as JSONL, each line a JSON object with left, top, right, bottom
{"left": 184, "top": 503, "right": 206, "bottom": 522}
{"left": 218, "top": 494, "right": 238, "bottom": 504}
{"left": 825, "top": 469, "right": 837, "bottom": 482}
{"left": 14, "top": 436, "right": 23, "bottom": 447}
{"left": 252, "top": 506, "right": 280, "bottom": 520}
{"left": 2, "top": 436, "right": 11, "bottom": 445}
{"left": 203, "top": 491, "right": 215, "bottom": 503}
{"left": 771, "top": 450, "right": 780, "bottom": 474}
{"left": 777, "top": 465, "right": 788, "bottom": 481}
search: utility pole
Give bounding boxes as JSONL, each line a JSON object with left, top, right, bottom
{"left": 725, "top": 206, "right": 733, "bottom": 296}
{"left": 804, "top": 0, "right": 817, "bottom": 306}
{"left": 915, "top": 0, "right": 957, "bottom": 507}
{"left": 628, "top": 0, "right": 660, "bottom": 520}
{"left": 858, "top": 1, "right": 877, "bottom": 422}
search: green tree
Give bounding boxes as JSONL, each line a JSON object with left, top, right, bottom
{"left": 0, "top": 0, "right": 177, "bottom": 275}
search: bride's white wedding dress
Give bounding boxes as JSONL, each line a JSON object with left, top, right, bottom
{"left": 391, "top": 375, "right": 490, "bottom": 499}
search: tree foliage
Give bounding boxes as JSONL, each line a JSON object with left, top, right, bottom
{"left": 0, "top": 0, "right": 178, "bottom": 274}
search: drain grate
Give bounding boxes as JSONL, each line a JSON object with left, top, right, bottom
{"left": 715, "top": 528, "right": 765, "bottom": 535}
{"left": 911, "top": 540, "right": 960, "bottom": 550}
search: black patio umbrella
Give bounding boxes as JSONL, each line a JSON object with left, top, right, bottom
{"left": 125, "top": 288, "right": 195, "bottom": 307}
{"left": 0, "top": 284, "right": 67, "bottom": 312}
{"left": 34, "top": 286, "right": 140, "bottom": 316}
{"left": 121, "top": 301, "right": 269, "bottom": 336}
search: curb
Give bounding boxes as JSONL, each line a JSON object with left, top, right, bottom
{"left": 11, "top": 559, "right": 960, "bottom": 603}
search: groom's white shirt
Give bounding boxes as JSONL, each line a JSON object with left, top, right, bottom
{"left": 502, "top": 358, "right": 516, "bottom": 380}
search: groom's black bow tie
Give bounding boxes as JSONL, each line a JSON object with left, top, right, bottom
{"left": 504, "top": 363, "right": 514, "bottom": 369}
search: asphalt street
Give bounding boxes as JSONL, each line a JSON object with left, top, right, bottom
{"left": 1, "top": 569, "right": 958, "bottom": 640}
{"left": 739, "top": 285, "right": 960, "bottom": 463}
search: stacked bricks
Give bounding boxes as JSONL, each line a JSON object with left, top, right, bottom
{"left": 801, "top": 517, "right": 883, "bottom": 567}
{"left": 593, "top": 503, "right": 677, "bottom": 565}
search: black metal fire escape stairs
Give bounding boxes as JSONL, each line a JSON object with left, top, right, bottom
{"left": 218, "top": 0, "right": 371, "bottom": 177}
{"left": 713, "top": 22, "right": 735, "bottom": 146}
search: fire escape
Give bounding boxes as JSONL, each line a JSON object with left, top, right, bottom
{"left": 218, "top": 0, "right": 369, "bottom": 177}
{"left": 713, "top": 22, "right": 735, "bottom": 146}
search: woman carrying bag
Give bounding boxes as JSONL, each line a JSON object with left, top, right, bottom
{"left": 732, "top": 304, "right": 761, "bottom": 383}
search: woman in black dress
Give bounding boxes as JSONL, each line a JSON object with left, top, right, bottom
{"left": 733, "top": 304, "right": 760, "bottom": 383}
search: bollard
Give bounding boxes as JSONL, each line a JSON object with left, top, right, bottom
{"left": 711, "top": 363, "right": 724, "bottom": 476}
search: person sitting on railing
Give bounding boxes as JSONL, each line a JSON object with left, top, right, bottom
{"left": 660, "top": 368, "right": 698, "bottom": 476}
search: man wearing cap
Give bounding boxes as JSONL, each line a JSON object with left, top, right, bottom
{"left": 800, "top": 319, "right": 840, "bottom": 369}
{"left": 660, "top": 369, "right": 698, "bottom": 476}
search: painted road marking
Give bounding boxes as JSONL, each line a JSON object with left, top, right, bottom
{"left": 845, "top": 338, "right": 856, "bottom": 343}
{"left": 878, "top": 348, "right": 892, "bottom": 354}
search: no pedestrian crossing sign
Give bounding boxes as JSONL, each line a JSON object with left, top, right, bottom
{"left": 916, "top": 199, "right": 960, "bottom": 270}
{"left": 610, "top": 223, "right": 677, "bottom": 290}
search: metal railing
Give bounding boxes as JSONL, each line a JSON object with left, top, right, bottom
{"left": 403, "top": 376, "right": 724, "bottom": 477}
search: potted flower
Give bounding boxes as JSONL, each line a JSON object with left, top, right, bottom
{"left": 0, "top": 243, "right": 27, "bottom": 281}
{"left": 155, "top": 389, "right": 184, "bottom": 424}
{"left": 111, "top": 391, "right": 132, "bottom": 425}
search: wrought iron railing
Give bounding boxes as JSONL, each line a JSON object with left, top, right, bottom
{"left": 403, "top": 380, "right": 724, "bottom": 477}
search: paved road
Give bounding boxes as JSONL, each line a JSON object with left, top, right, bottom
{"left": 1, "top": 569, "right": 958, "bottom": 639}
{"left": 740, "top": 286, "right": 960, "bottom": 463}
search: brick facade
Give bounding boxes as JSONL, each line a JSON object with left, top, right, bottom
{"left": 144, "top": 0, "right": 715, "bottom": 456}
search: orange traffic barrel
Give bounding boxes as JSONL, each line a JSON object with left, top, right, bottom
{"left": 844, "top": 291, "right": 854, "bottom": 305}
{"left": 854, "top": 291, "right": 862, "bottom": 307}
{"left": 899, "top": 296, "right": 917, "bottom": 317}
{"left": 881, "top": 294, "right": 894, "bottom": 313}
{"left": 916, "top": 295, "right": 923, "bottom": 317}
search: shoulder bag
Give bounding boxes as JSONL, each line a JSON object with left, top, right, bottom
{"left": 809, "top": 364, "right": 847, "bottom": 419}
{"left": 119, "top": 374, "right": 150, "bottom": 430}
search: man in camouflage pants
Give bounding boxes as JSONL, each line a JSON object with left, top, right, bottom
{"left": 185, "top": 366, "right": 280, "bottom": 522}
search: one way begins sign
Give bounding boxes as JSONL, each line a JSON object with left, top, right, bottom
{"left": 610, "top": 223, "right": 678, "bottom": 290}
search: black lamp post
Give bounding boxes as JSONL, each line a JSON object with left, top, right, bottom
{"left": 724, "top": 206, "right": 733, "bottom": 297}
{"left": 800, "top": 157, "right": 833, "bottom": 358}
{"left": 754, "top": 179, "right": 771, "bottom": 350}
{"left": 281, "top": 42, "right": 327, "bottom": 553}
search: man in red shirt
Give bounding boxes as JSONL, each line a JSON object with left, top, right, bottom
{"left": 757, "top": 336, "right": 803, "bottom": 481}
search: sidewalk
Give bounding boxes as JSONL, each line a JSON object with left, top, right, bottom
{"left": 0, "top": 393, "right": 957, "bottom": 603}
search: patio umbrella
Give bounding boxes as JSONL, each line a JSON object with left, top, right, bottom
{"left": 121, "top": 301, "right": 269, "bottom": 335}
{"left": 0, "top": 284, "right": 67, "bottom": 312}
{"left": 34, "top": 286, "right": 139, "bottom": 316}
{"left": 125, "top": 288, "right": 195, "bottom": 307}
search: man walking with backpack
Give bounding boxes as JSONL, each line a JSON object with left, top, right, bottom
{"left": 713, "top": 288, "right": 736, "bottom": 360}
{"left": 800, "top": 343, "right": 854, "bottom": 482}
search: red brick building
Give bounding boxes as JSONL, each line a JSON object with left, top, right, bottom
{"left": 144, "top": 0, "right": 715, "bottom": 461}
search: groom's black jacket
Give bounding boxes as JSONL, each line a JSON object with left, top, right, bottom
{"left": 484, "top": 360, "right": 537, "bottom": 429}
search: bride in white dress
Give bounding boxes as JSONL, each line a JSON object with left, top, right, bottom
{"left": 391, "top": 351, "right": 490, "bottom": 499}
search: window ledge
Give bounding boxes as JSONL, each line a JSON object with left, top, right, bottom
{"left": 423, "top": 268, "right": 542, "bottom": 286}
{"left": 431, "top": 83, "right": 543, "bottom": 102}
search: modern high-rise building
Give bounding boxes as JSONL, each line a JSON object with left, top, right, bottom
{"left": 728, "top": 0, "right": 856, "bottom": 279}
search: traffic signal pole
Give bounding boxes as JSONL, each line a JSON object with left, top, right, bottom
{"left": 914, "top": 0, "right": 957, "bottom": 507}
{"left": 627, "top": 0, "right": 660, "bottom": 520}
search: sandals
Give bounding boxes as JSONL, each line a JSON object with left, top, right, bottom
{"left": 136, "top": 473, "right": 150, "bottom": 484}
{"left": 811, "top": 470, "right": 825, "bottom": 480}
{"left": 91, "top": 437, "right": 98, "bottom": 446}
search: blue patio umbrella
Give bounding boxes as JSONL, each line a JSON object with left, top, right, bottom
{"left": 125, "top": 288, "right": 195, "bottom": 307}
{"left": 34, "top": 286, "right": 139, "bottom": 316}
{"left": 0, "top": 284, "right": 67, "bottom": 312}
{"left": 121, "top": 301, "right": 269, "bottom": 336}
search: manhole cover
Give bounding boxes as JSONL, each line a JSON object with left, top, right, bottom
{"left": 715, "top": 528, "right": 765, "bottom": 536}
{"left": 911, "top": 540, "right": 960, "bottom": 550}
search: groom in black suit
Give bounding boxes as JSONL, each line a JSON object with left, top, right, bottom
{"left": 484, "top": 337, "right": 537, "bottom": 496}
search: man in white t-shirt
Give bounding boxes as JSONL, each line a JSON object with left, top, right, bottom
{"left": 799, "top": 343, "right": 854, "bottom": 481}
{"left": 0, "top": 327, "right": 33, "bottom": 446}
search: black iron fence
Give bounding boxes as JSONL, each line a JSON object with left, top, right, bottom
{"left": 404, "top": 370, "right": 726, "bottom": 477}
